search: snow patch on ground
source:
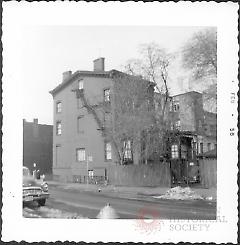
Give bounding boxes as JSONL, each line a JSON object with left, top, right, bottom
{"left": 153, "top": 186, "right": 204, "bottom": 200}
{"left": 23, "top": 206, "right": 86, "bottom": 219}
{"left": 23, "top": 207, "right": 42, "bottom": 218}
{"left": 39, "top": 207, "right": 85, "bottom": 218}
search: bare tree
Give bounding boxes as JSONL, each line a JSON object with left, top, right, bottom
{"left": 182, "top": 28, "right": 217, "bottom": 108}
{"left": 182, "top": 28, "right": 217, "bottom": 80}
{"left": 123, "top": 43, "right": 175, "bottom": 161}
{"left": 76, "top": 72, "right": 155, "bottom": 165}
{"left": 124, "top": 42, "right": 174, "bottom": 122}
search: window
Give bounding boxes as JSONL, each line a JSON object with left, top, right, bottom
{"left": 76, "top": 148, "right": 85, "bottom": 162}
{"left": 181, "top": 145, "right": 188, "bottom": 159}
{"left": 56, "top": 102, "right": 62, "bottom": 113}
{"left": 77, "top": 115, "right": 84, "bottom": 134}
{"left": 55, "top": 145, "right": 61, "bottom": 166}
{"left": 171, "top": 144, "right": 179, "bottom": 159}
{"left": 175, "top": 120, "right": 181, "bottom": 130}
{"left": 56, "top": 121, "right": 62, "bottom": 135}
{"left": 123, "top": 140, "right": 132, "bottom": 160}
{"left": 104, "top": 88, "right": 110, "bottom": 102}
{"left": 105, "top": 142, "right": 112, "bottom": 160}
{"left": 104, "top": 112, "right": 111, "bottom": 128}
{"left": 207, "top": 143, "right": 211, "bottom": 151}
{"left": 88, "top": 170, "right": 94, "bottom": 178}
{"left": 199, "top": 143, "right": 203, "bottom": 154}
{"left": 173, "top": 101, "right": 180, "bottom": 112}
{"left": 78, "top": 80, "right": 84, "bottom": 90}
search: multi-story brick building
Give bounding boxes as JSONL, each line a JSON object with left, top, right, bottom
{"left": 168, "top": 91, "right": 217, "bottom": 154}
{"left": 23, "top": 119, "right": 53, "bottom": 175}
{"left": 50, "top": 58, "right": 154, "bottom": 182}
{"left": 159, "top": 91, "right": 217, "bottom": 184}
{"left": 50, "top": 58, "right": 216, "bottom": 184}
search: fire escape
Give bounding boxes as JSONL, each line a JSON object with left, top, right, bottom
{"left": 72, "top": 88, "right": 105, "bottom": 135}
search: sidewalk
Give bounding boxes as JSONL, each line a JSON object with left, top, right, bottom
{"left": 47, "top": 180, "right": 216, "bottom": 201}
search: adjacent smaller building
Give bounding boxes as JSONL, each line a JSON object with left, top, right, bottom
{"left": 23, "top": 119, "right": 53, "bottom": 175}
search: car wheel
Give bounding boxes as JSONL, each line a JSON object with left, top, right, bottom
{"left": 38, "top": 199, "right": 46, "bottom": 206}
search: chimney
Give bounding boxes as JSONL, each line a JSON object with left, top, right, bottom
{"left": 93, "top": 58, "right": 105, "bottom": 72}
{"left": 62, "top": 71, "right": 72, "bottom": 82}
{"left": 33, "top": 118, "right": 38, "bottom": 124}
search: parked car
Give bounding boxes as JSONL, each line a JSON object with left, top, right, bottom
{"left": 23, "top": 166, "right": 49, "bottom": 206}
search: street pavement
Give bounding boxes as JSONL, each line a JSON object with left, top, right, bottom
{"left": 23, "top": 185, "right": 216, "bottom": 219}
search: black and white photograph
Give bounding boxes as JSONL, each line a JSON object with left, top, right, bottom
{"left": 2, "top": 2, "right": 238, "bottom": 243}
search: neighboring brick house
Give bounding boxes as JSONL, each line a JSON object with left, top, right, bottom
{"left": 155, "top": 91, "right": 217, "bottom": 184}
{"left": 23, "top": 119, "right": 53, "bottom": 175}
{"left": 167, "top": 91, "right": 216, "bottom": 154}
{"left": 50, "top": 58, "right": 154, "bottom": 182}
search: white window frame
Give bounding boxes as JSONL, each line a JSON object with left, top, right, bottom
{"left": 123, "top": 140, "right": 132, "bottom": 160}
{"left": 171, "top": 144, "right": 179, "bottom": 159}
{"left": 175, "top": 120, "right": 181, "bottom": 130}
{"left": 173, "top": 101, "right": 180, "bottom": 112}
{"left": 56, "top": 121, "right": 62, "bottom": 135}
{"left": 104, "top": 88, "right": 110, "bottom": 102}
{"left": 76, "top": 148, "right": 86, "bottom": 162}
{"left": 78, "top": 80, "right": 84, "bottom": 90}
{"left": 56, "top": 101, "right": 62, "bottom": 113}
{"left": 105, "top": 142, "right": 112, "bottom": 160}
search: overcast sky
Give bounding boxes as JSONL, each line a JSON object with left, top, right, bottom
{"left": 11, "top": 25, "right": 207, "bottom": 125}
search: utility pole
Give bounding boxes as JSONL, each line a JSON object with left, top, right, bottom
{"left": 86, "top": 156, "right": 89, "bottom": 187}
